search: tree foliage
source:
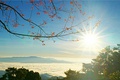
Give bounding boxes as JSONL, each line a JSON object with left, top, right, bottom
{"left": 92, "top": 45, "right": 120, "bottom": 76}
{"left": 0, "top": 0, "right": 98, "bottom": 44}
{"left": 82, "top": 44, "right": 120, "bottom": 80}
{"left": 109, "top": 71, "right": 120, "bottom": 80}
{"left": 82, "top": 63, "right": 93, "bottom": 73}
{"left": 0, "top": 67, "right": 41, "bottom": 80}
{"left": 57, "top": 69, "right": 83, "bottom": 80}
{"left": 64, "top": 69, "right": 81, "bottom": 80}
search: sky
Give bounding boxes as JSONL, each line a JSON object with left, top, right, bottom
{"left": 0, "top": 0, "right": 120, "bottom": 63}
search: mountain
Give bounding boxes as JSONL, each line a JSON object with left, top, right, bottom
{"left": 0, "top": 56, "right": 69, "bottom": 63}
{"left": 40, "top": 73, "right": 63, "bottom": 80}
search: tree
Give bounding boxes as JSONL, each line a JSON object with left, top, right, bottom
{"left": 109, "top": 71, "right": 120, "bottom": 80}
{"left": 0, "top": 67, "right": 41, "bottom": 80}
{"left": 91, "top": 46, "right": 112, "bottom": 76}
{"left": 82, "top": 63, "right": 100, "bottom": 80}
{"left": 0, "top": 0, "right": 98, "bottom": 44}
{"left": 63, "top": 69, "right": 81, "bottom": 80}
{"left": 82, "top": 63, "right": 93, "bottom": 73}
{"left": 25, "top": 71, "right": 41, "bottom": 80}
{"left": 90, "top": 44, "right": 120, "bottom": 79}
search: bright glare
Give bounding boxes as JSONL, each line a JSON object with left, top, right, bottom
{"left": 83, "top": 33, "right": 98, "bottom": 47}
{"left": 79, "top": 29, "right": 102, "bottom": 52}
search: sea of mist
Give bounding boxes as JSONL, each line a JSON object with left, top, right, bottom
{"left": 0, "top": 62, "right": 82, "bottom": 77}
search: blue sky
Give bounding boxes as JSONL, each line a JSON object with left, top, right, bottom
{"left": 0, "top": 0, "right": 120, "bottom": 63}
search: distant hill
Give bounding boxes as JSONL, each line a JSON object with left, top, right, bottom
{"left": 0, "top": 56, "right": 69, "bottom": 63}
{"left": 40, "top": 73, "right": 63, "bottom": 80}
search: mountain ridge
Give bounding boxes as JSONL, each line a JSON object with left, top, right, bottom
{"left": 0, "top": 56, "right": 70, "bottom": 63}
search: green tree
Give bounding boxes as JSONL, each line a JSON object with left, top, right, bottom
{"left": 63, "top": 69, "right": 81, "bottom": 80}
{"left": 25, "top": 71, "right": 41, "bottom": 80}
{"left": 82, "top": 63, "right": 97, "bottom": 80}
{"left": 91, "top": 44, "right": 120, "bottom": 79}
{"left": 109, "top": 71, "right": 120, "bottom": 80}
{"left": 0, "top": 67, "right": 41, "bottom": 80}
{"left": 82, "top": 63, "right": 93, "bottom": 73}
{"left": 16, "top": 68, "right": 29, "bottom": 80}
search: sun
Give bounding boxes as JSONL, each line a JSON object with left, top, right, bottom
{"left": 79, "top": 29, "right": 102, "bottom": 52}
{"left": 82, "top": 33, "right": 98, "bottom": 47}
